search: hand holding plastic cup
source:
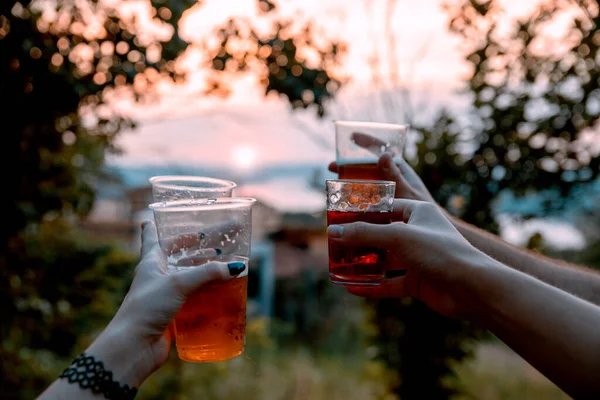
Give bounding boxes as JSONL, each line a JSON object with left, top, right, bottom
{"left": 149, "top": 198, "right": 256, "bottom": 363}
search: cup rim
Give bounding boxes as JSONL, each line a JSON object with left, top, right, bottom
{"left": 149, "top": 197, "right": 256, "bottom": 212}
{"left": 148, "top": 176, "right": 237, "bottom": 192}
{"left": 325, "top": 179, "right": 396, "bottom": 186}
{"left": 333, "top": 120, "right": 409, "bottom": 130}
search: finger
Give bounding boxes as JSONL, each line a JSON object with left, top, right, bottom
{"left": 351, "top": 132, "right": 391, "bottom": 156}
{"left": 328, "top": 162, "right": 338, "bottom": 173}
{"left": 346, "top": 277, "right": 409, "bottom": 298}
{"left": 391, "top": 198, "right": 427, "bottom": 223}
{"left": 141, "top": 220, "right": 158, "bottom": 258}
{"left": 160, "top": 220, "right": 243, "bottom": 255}
{"left": 377, "top": 153, "right": 413, "bottom": 196}
{"left": 172, "top": 249, "right": 222, "bottom": 266}
{"left": 327, "top": 220, "right": 408, "bottom": 248}
{"left": 167, "top": 261, "right": 246, "bottom": 298}
{"left": 135, "top": 243, "right": 167, "bottom": 281}
{"left": 396, "top": 158, "right": 423, "bottom": 186}
{"left": 326, "top": 199, "right": 424, "bottom": 245}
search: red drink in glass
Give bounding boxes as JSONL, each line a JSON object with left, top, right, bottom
{"left": 326, "top": 179, "right": 396, "bottom": 286}
{"left": 337, "top": 161, "right": 381, "bottom": 180}
{"left": 327, "top": 210, "right": 391, "bottom": 285}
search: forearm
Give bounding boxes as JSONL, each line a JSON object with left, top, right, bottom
{"left": 38, "top": 380, "right": 106, "bottom": 400}
{"left": 37, "top": 323, "right": 146, "bottom": 400}
{"left": 469, "top": 257, "right": 600, "bottom": 399}
{"left": 451, "top": 215, "right": 600, "bottom": 305}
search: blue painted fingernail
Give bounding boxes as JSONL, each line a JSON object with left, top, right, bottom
{"left": 215, "top": 248, "right": 222, "bottom": 255}
{"left": 227, "top": 262, "right": 246, "bottom": 276}
{"left": 327, "top": 225, "right": 344, "bottom": 238}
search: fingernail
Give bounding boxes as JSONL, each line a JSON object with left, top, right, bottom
{"left": 215, "top": 248, "right": 222, "bottom": 255}
{"left": 327, "top": 225, "right": 344, "bottom": 238}
{"left": 227, "top": 262, "right": 246, "bottom": 276}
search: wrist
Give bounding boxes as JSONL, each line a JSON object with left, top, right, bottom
{"left": 450, "top": 250, "right": 507, "bottom": 322}
{"left": 85, "top": 321, "right": 153, "bottom": 389}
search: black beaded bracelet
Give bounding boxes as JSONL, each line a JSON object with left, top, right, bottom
{"left": 59, "top": 353, "right": 138, "bottom": 400}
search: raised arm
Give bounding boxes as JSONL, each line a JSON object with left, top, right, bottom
{"left": 330, "top": 145, "right": 600, "bottom": 306}
{"left": 450, "top": 215, "right": 600, "bottom": 305}
{"left": 328, "top": 199, "right": 600, "bottom": 398}
{"left": 38, "top": 221, "right": 245, "bottom": 399}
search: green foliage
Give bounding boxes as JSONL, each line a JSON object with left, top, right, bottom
{"left": 425, "top": 0, "right": 600, "bottom": 224}
{"left": 452, "top": 342, "right": 571, "bottom": 400}
{"left": 370, "top": 298, "right": 479, "bottom": 400}
{"left": 1, "top": 220, "right": 136, "bottom": 398}
{"left": 207, "top": 9, "right": 345, "bottom": 116}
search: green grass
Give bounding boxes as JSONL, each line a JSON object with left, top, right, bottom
{"left": 139, "top": 349, "right": 396, "bottom": 400}
{"left": 137, "top": 318, "right": 397, "bottom": 400}
{"left": 453, "top": 341, "right": 571, "bottom": 400}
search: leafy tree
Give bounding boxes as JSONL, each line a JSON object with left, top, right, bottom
{"left": 1, "top": 0, "right": 343, "bottom": 398}
{"left": 433, "top": 0, "right": 600, "bottom": 226}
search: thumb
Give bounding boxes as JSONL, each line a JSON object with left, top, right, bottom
{"left": 141, "top": 220, "right": 158, "bottom": 258}
{"left": 167, "top": 261, "right": 246, "bottom": 298}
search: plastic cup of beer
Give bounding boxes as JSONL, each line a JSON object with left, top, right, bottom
{"left": 149, "top": 176, "right": 237, "bottom": 202}
{"left": 326, "top": 179, "right": 395, "bottom": 286}
{"left": 335, "top": 121, "right": 408, "bottom": 180}
{"left": 149, "top": 198, "right": 256, "bottom": 362}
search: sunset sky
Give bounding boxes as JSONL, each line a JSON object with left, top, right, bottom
{"left": 110, "top": 0, "right": 541, "bottom": 169}
{"left": 106, "top": 0, "right": 589, "bottom": 249}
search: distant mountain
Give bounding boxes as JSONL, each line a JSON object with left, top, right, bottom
{"left": 101, "top": 163, "right": 337, "bottom": 192}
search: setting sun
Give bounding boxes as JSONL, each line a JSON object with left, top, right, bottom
{"left": 232, "top": 146, "right": 257, "bottom": 169}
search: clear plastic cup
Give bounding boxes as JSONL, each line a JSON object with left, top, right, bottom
{"left": 149, "top": 198, "right": 256, "bottom": 362}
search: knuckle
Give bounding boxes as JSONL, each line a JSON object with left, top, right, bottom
{"left": 422, "top": 202, "right": 437, "bottom": 212}
{"left": 415, "top": 201, "right": 435, "bottom": 214}
{"left": 351, "top": 222, "right": 369, "bottom": 238}
{"left": 204, "top": 262, "right": 228, "bottom": 281}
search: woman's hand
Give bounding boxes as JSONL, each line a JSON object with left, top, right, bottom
{"left": 327, "top": 199, "right": 490, "bottom": 319}
{"left": 82, "top": 220, "right": 245, "bottom": 387}
{"left": 38, "top": 220, "right": 246, "bottom": 398}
